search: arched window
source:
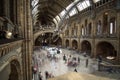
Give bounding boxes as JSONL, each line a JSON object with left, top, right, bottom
{"left": 97, "top": 20, "right": 102, "bottom": 35}
{"left": 85, "top": 19, "right": 87, "bottom": 35}
{"left": 103, "top": 12, "right": 108, "bottom": 34}
{"left": 74, "top": 23, "right": 77, "bottom": 37}
{"left": 65, "top": 30, "right": 69, "bottom": 36}
{"left": 109, "top": 17, "right": 116, "bottom": 35}
{"left": 88, "top": 23, "right": 92, "bottom": 35}
{"left": 72, "top": 27, "right": 74, "bottom": 36}
{"left": 81, "top": 25, "right": 84, "bottom": 36}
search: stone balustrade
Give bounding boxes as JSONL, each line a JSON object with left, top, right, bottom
{"left": 0, "top": 39, "right": 23, "bottom": 58}
{"left": 0, "top": 39, "right": 23, "bottom": 71}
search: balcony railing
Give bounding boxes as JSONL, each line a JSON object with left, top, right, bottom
{"left": 0, "top": 39, "right": 23, "bottom": 71}
{"left": 0, "top": 39, "right": 23, "bottom": 58}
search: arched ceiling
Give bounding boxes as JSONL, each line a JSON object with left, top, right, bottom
{"left": 31, "top": 0, "right": 97, "bottom": 26}
{"left": 32, "top": 0, "right": 74, "bottom": 25}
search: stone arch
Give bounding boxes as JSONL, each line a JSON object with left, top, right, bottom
{"left": 35, "top": 35, "right": 43, "bottom": 46}
{"left": 81, "top": 40, "right": 91, "bottom": 55}
{"left": 8, "top": 59, "right": 21, "bottom": 80}
{"left": 88, "top": 22, "right": 92, "bottom": 35}
{"left": 109, "top": 17, "right": 116, "bottom": 35}
{"left": 35, "top": 32, "right": 53, "bottom": 46}
{"left": 1, "top": 49, "right": 5, "bottom": 56}
{"left": 0, "top": 49, "right": 3, "bottom": 57}
{"left": 5, "top": 47, "right": 8, "bottom": 54}
{"left": 34, "top": 30, "right": 54, "bottom": 43}
{"left": 51, "top": 35, "right": 62, "bottom": 46}
{"left": 56, "top": 37, "right": 62, "bottom": 46}
{"left": 95, "top": 9, "right": 117, "bottom": 20}
{"left": 95, "top": 9, "right": 117, "bottom": 35}
{"left": 6, "top": 47, "right": 8, "bottom": 54}
{"left": 81, "top": 25, "right": 84, "bottom": 35}
{"left": 96, "top": 41, "right": 116, "bottom": 59}
{"left": 72, "top": 40, "right": 78, "bottom": 50}
{"left": 96, "top": 20, "right": 102, "bottom": 35}
{"left": 65, "top": 39, "right": 69, "bottom": 48}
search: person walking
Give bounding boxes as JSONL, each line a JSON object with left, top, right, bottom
{"left": 45, "top": 71, "right": 49, "bottom": 79}
{"left": 74, "top": 68, "right": 77, "bottom": 72}
{"left": 39, "top": 72, "right": 43, "bottom": 80}
{"left": 86, "top": 58, "right": 89, "bottom": 68}
{"left": 78, "top": 57, "right": 80, "bottom": 63}
{"left": 63, "top": 54, "right": 67, "bottom": 63}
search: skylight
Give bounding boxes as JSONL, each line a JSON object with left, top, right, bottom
{"left": 52, "top": 0, "right": 91, "bottom": 25}
{"left": 77, "top": 0, "right": 90, "bottom": 11}
{"left": 59, "top": 10, "right": 66, "bottom": 18}
{"left": 66, "top": 3, "right": 74, "bottom": 10}
{"left": 82, "top": 1, "right": 88, "bottom": 8}
{"left": 32, "top": 5, "right": 39, "bottom": 15}
{"left": 31, "top": 0, "right": 39, "bottom": 7}
{"left": 69, "top": 8, "right": 77, "bottom": 16}
{"left": 53, "top": 18, "right": 58, "bottom": 25}
{"left": 93, "top": 0, "right": 100, "bottom": 3}
{"left": 85, "top": 0, "right": 91, "bottom": 6}
{"left": 74, "top": 0, "right": 80, "bottom": 2}
{"left": 77, "top": 3, "right": 84, "bottom": 11}
{"left": 55, "top": 16, "right": 61, "bottom": 22}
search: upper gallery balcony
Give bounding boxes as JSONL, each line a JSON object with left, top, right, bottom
{"left": 0, "top": 39, "right": 23, "bottom": 71}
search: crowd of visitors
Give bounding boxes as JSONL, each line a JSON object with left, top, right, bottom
{"left": 62, "top": 54, "right": 88, "bottom": 68}
{"left": 33, "top": 47, "right": 92, "bottom": 80}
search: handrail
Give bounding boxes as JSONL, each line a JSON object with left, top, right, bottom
{"left": 0, "top": 39, "right": 23, "bottom": 71}
{"left": 0, "top": 39, "right": 23, "bottom": 58}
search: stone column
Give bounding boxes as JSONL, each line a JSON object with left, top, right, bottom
{"left": 79, "top": 24, "right": 82, "bottom": 51}
{"left": 70, "top": 39, "right": 72, "bottom": 49}
{"left": 69, "top": 28, "right": 71, "bottom": 38}
{"left": 92, "top": 18, "right": 96, "bottom": 58}
{"left": 0, "top": 0, "right": 4, "bottom": 16}
{"left": 21, "top": 0, "right": 33, "bottom": 80}
{"left": 4, "top": 0, "right": 9, "bottom": 17}
{"left": 13, "top": 0, "right": 17, "bottom": 24}
{"left": 69, "top": 27, "right": 72, "bottom": 49}
{"left": 61, "top": 34, "right": 65, "bottom": 47}
{"left": 116, "top": 0, "right": 120, "bottom": 63}
{"left": 77, "top": 24, "right": 80, "bottom": 50}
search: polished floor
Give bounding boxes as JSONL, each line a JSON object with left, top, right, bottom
{"left": 33, "top": 47, "right": 120, "bottom": 80}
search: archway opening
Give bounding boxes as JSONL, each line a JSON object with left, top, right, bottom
{"left": 72, "top": 40, "right": 78, "bottom": 50}
{"left": 81, "top": 40, "right": 91, "bottom": 55}
{"left": 35, "top": 32, "right": 53, "bottom": 46}
{"left": 53, "top": 37, "right": 62, "bottom": 47}
{"left": 65, "top": 39, "right": 69, "bottom": 48}
{"left": 96, "top": 42, "right": 117, "bottom": 59}
{"left": 8, "top": 60, "right": 20, "bottom": 80}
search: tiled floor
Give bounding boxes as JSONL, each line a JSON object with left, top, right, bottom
{"left": 33, "top": 47, "right": 120, "bottom": 80}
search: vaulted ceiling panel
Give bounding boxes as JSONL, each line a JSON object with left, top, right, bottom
{"left": 32, "top": 0, "right": 92, "bottom": 26}
{"left": 32, "top": 0, "right": 73, "bottom": 25}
